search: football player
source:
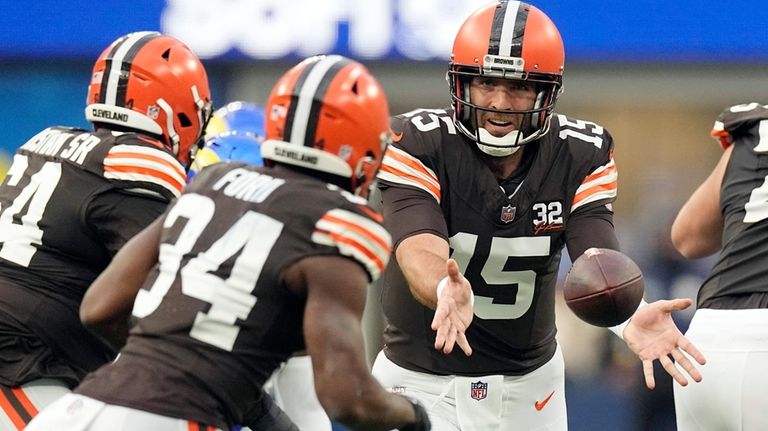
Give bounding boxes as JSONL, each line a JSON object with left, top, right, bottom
{"left": 188, "top": 101, "right": 330, "bottom": 431}
{"left": 671, "top": 102, "right": 768, "bottom": 430}
{"left": 0, "top": 31, "right": 212, "bottom": 430}
{"left": 26, "top": 55, "right": 431, "bottom": 431}
{"left": 188, "top": 100, "right": 266, "bottom": 182}
{"left": 371, "top": 1, "right": 705, "bottom": 429}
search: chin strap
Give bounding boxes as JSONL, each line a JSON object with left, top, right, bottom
{"left": 476, "top": 128, "right": 523, "bottom": 157}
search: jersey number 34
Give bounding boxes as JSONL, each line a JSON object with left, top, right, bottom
{"left": 132, "top": 193, "right": 283, "bottom": 352}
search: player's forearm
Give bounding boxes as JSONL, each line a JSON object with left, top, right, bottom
{"left": 327, "top": 382, "right": 419, "bottom": 431}
{"left": 671, "top": 195, "right": 723, "bottom": 258}
{"left": 309, "top": 316, "right": 420, "bottom": 430}
{"left": 316, "top": 350, "right": 420, "bottom": 430}
{"left": 671, "top": 146, "right": 729, "bottom": 258}
{"left": 671, "top": 190, "right": 723, "bottom": 258}
{"left": 395, "top": 233, "right": 450, "bottom": 308}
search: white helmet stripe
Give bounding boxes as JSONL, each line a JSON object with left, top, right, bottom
{"left": 102, "top": 31, "right": 158, "bottom": 106}
{"left": 498, "top": 1, "right": 521, "bottom": 57}
{"left": 489, "top": 1, "right": 528, "bottom": 58}
{"left": 288, "top": 55, "right": 344, "bottom": 146}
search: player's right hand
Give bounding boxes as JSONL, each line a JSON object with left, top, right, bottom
{"left": 430, "top": 258, "right": 473, "bottom": 356}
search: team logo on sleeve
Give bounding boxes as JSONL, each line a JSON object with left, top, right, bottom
{"left": 471, "top": 381, "right": 488, "bottom": 401}
{"left": 501, "top": 204, "right": 516, "bottom": 223}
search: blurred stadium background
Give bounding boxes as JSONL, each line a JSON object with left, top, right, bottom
{"left": 2, "top": 1, "right": 766, "bottom": 429}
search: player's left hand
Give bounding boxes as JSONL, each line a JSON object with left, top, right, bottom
{"left": 431, "top": 259, "right": 473, "bottom": 356}
{"left": 623, "top": 298, "right": 706, "bottom": 389}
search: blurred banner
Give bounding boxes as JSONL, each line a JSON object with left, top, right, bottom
{"left": 1, "top": 0, "right": 767, "bottom": 62}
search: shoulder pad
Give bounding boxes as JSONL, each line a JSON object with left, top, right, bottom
{"left": 312, "top": 204, "right": 392, "bottom": 281}
{"left": 555, "top": 114, "right": 613, "bottom": 154}
{"left": 103, "top": 133, "right": 186, "bottom": 198}
{"left": 711, "top": 103, "right": 768, "bottom": 149}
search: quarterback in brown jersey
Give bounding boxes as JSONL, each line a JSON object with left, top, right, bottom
{"left": 26, "top": 55, "right": 431, "bottom": 431}
{"left": 371, "top": 1, "right": 705, "bottom": 430}
{"left": 0, "top": 31, "right": 212, "bottom": 430}
{"left": 671, "top": 102, "right": 768, "bottom": 430}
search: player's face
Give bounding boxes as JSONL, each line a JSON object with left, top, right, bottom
{"left": 470, "top": 77, "right": 536, "bottom": 137}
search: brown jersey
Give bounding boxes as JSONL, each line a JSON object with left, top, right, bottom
{"left": 0, "top": 126, "right": 183, "bottom": 387}
{"left": 377, "top": 108, "right": 617, "bottom": 376}
{"left": 76, "top": 163, "right": 391, "bottom": 430}
{"left": 698, "top": 103, "right": 768, "bottom": 309}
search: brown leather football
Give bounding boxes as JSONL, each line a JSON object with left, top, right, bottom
{"left": 563, "top": 248, "right": 644, "bottom": 327}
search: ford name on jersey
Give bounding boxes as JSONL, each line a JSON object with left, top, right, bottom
{"left": 212, "top": 167, "right": 285, "bottom": 203}
{"left": 20, "top": 128, "right": 100, "bottom": 165}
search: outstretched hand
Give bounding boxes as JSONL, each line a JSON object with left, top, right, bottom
{"left": 431, "top": 259, "right": 474, "bottom": 356}
{"left": 623, "top": 298, "right": 706, "bottom": 389}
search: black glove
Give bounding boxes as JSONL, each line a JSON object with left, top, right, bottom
{"left": 398, "top": 396, "right": 431, "bottom": 431}
{"left": 241, "top": 392, "right": 299, "bottom": 431}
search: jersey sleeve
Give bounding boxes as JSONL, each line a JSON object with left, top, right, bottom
{"left": 377, "top": 114, "right": 442, "bottom": 204}
{"left": 570, "top": 151, "right": 617, "bottom": 212}
{"left": 310, "top": 202, "right": 392, "bottom": 282}
{"left": 569, "top": 122, "right": 618, "bottom": 214}
{"left": 102, "top": 134, "right": 187, "bottom": 200}
{"left": 564, "top": 204, "right": 619, "bottom": 260}
{"left": 710, "top": 102, "right": 768, "bottom": 150}
{"left": 375, "top": 113, "right": 450, "bottom": 246}
{"left": 86, "top": 189, "right": 169, "bottom": 256}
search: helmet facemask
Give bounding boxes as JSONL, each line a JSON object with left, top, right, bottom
{"left": 352, "top": 131, "right": 393, "bottom": 198}
{"left": 188, "top": 101, "right": 213, "bottom": 167}
{"left": 448, "top": 63, "right": 562, "bottom": 157}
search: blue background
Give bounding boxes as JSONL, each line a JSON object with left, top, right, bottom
{"left": 1, "top": 0, "right": 766, "bottom": 62}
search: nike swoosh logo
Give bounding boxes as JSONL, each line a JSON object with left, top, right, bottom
{"left": 534, "top": 390, "right": 555, "bottom": 411}
{"left": 388, "top": 127, "right": 404, "bottom": 143}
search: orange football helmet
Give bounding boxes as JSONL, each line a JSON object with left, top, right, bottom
{"left": 86, "top": 31, "right": 213, "bottom": 165}
{"left": 262, "top": 55, "right": 391, "bottom": 195}
{"left": 448, "top": 1, "right": 564, "bottom": 156}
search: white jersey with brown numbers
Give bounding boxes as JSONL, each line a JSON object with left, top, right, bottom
{"left": 698, "top": 103, "right": 768, "bottom": 309}
{"left": 377, "top": 108, "right": 617, "bottom": 376}
{"left": 0, "top": 126, "right": 183, "bottom": 385}
{"left": 75, "top": 162, "right": 391, "bottom": 429}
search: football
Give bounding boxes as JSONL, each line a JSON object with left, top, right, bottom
{"left": 563, "top": 248, "right": 644, "bottom": 327}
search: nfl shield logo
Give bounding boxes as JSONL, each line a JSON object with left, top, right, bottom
{"left": 500, "top": 205, "right": 516, "bottom": 223}
{"left": 146, "top": 105, "right": 160, "bottom": 120}
{"left": 470, "top": 381, "right": 488, "bottom": 401}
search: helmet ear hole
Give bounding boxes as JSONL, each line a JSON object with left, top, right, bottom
{"left": 178, "top": 113, "right": 192, "bottom": 128}
{"left": 161, "top": 48, "right": 171, "bottom": 61}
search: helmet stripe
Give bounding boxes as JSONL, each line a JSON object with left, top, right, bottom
{"left": 284, "top": 55, "right": 352, "bottom": 147}
{"left": 489, "top": 1, "right": 528, "bottom": 58}
{"left": 100, "top": 31, "right": 159, "bottom": 107}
